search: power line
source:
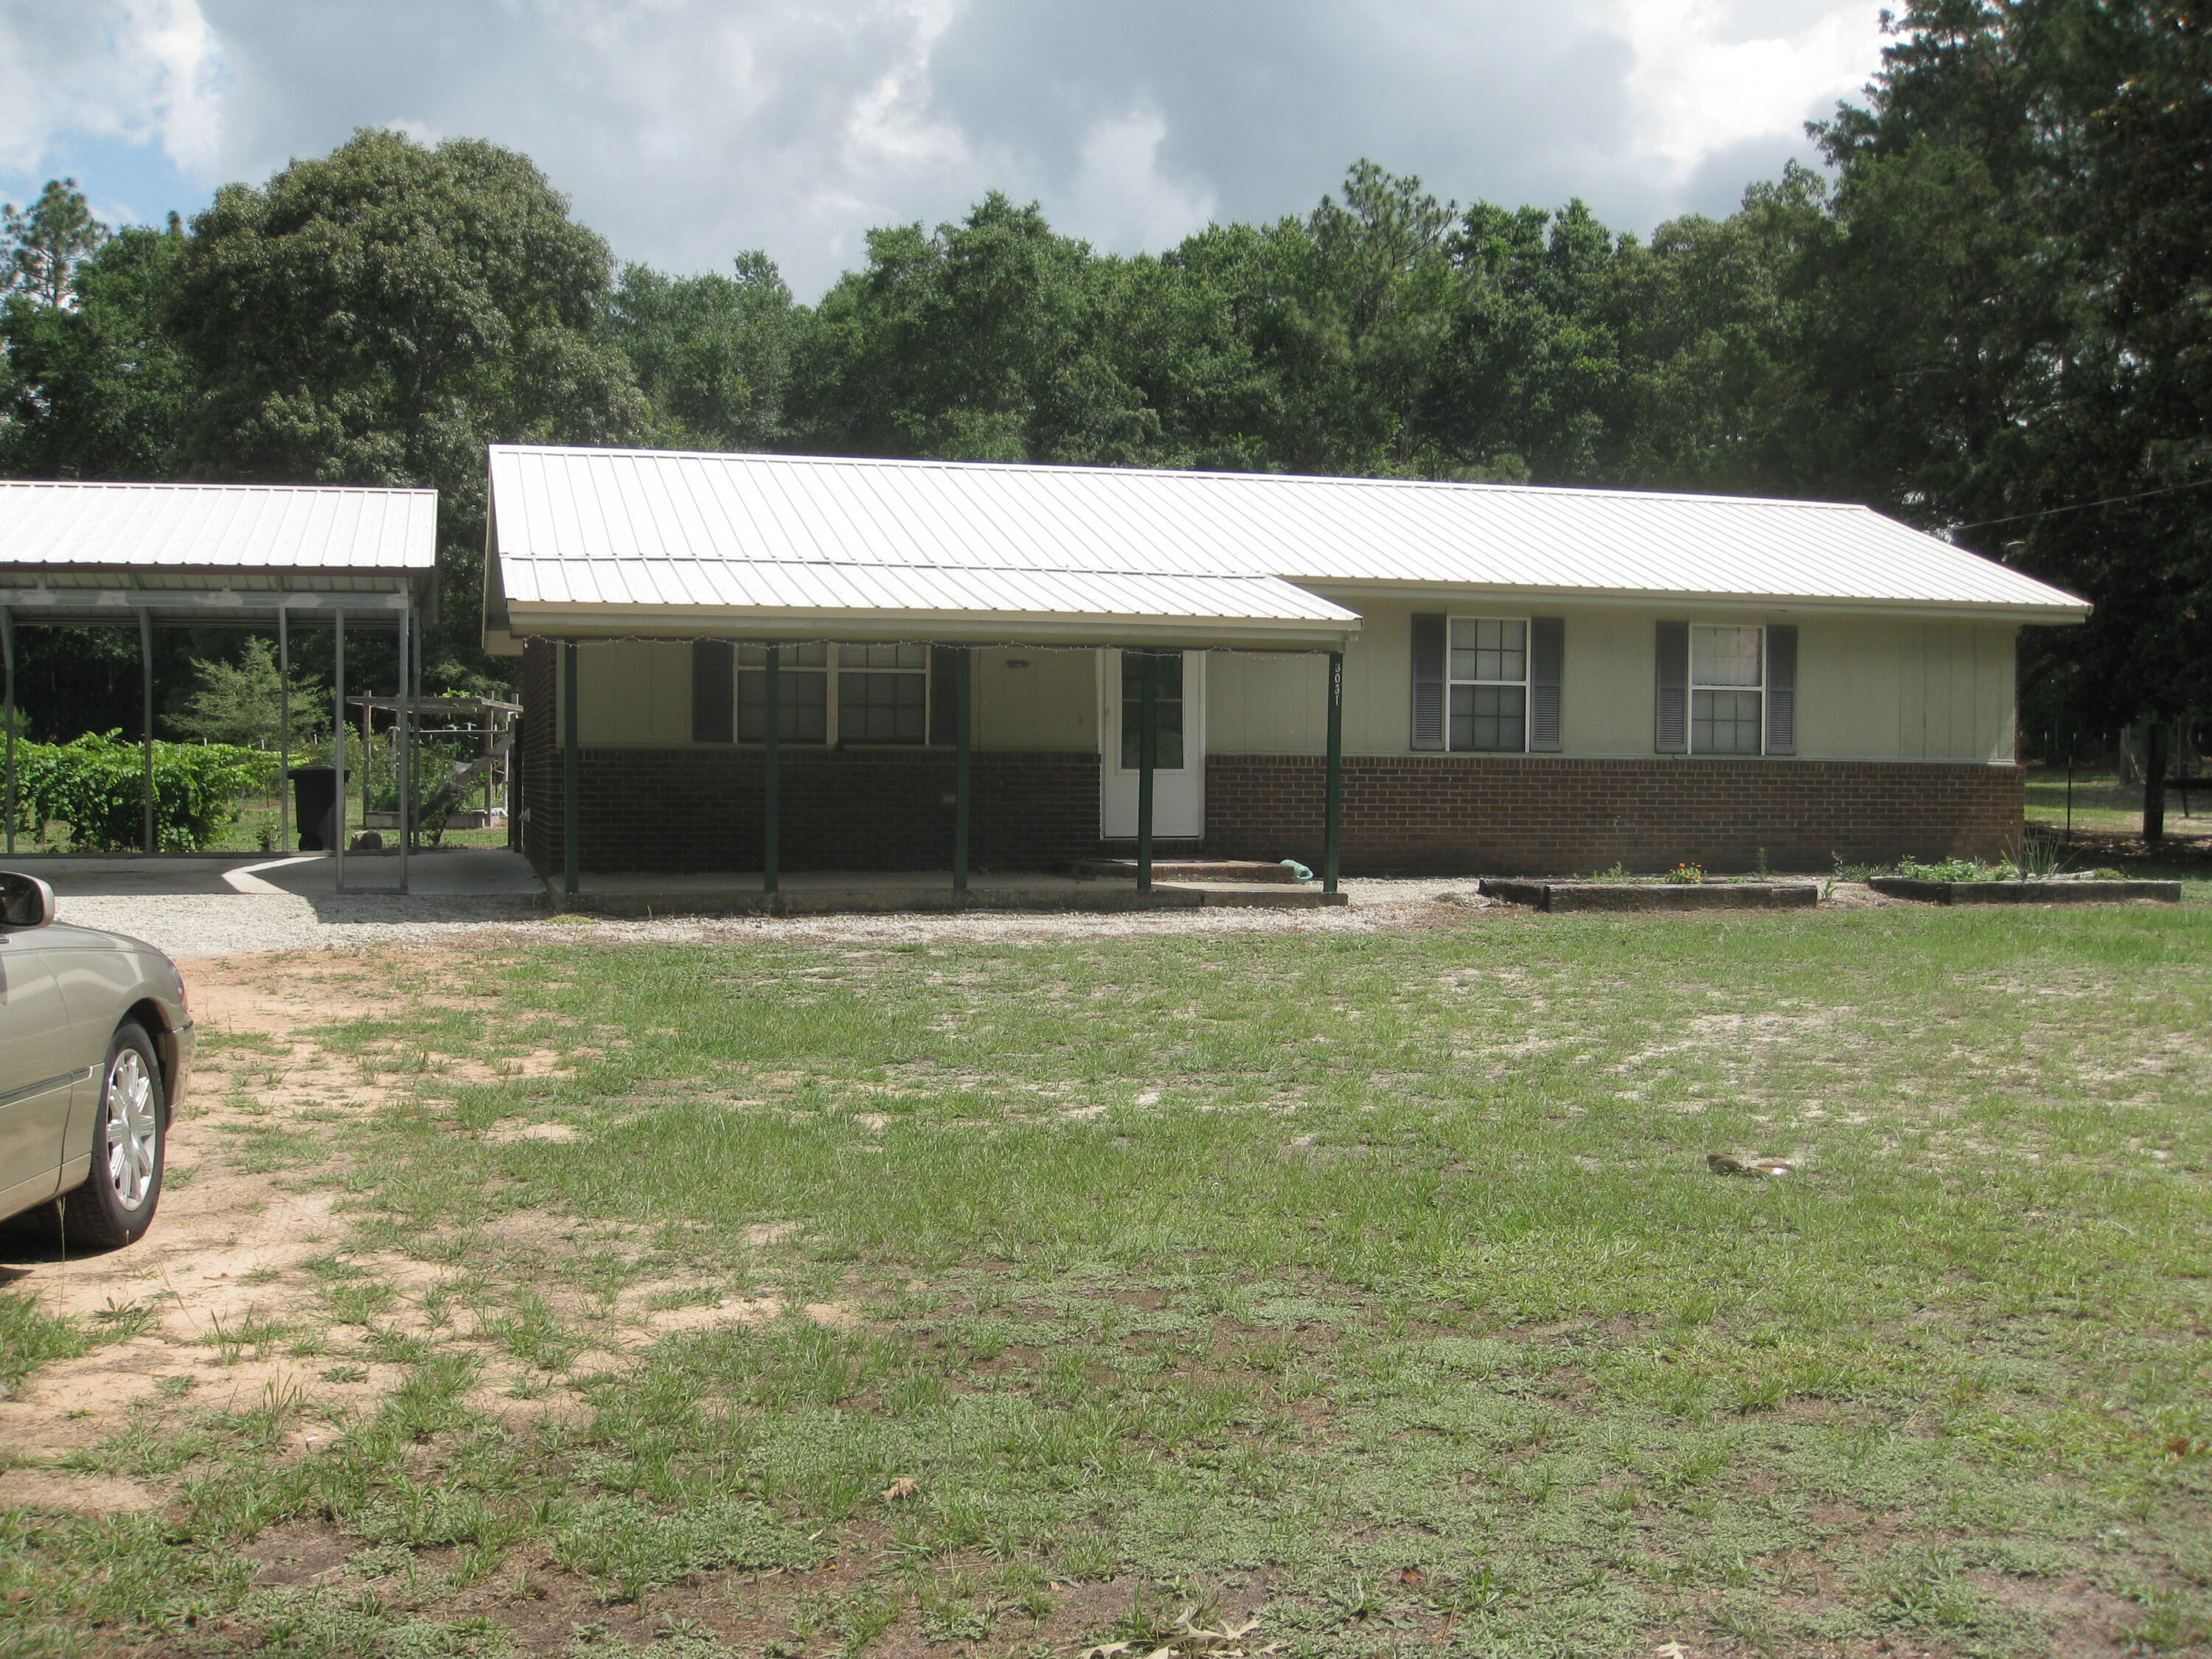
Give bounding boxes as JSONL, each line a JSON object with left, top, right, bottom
{"left": 1952, "top": 473, "right": 2212, "bottom": 532}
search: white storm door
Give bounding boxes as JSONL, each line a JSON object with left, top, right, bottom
{"left": 1100, "top": 649, "right": 1206, "bottom": 838}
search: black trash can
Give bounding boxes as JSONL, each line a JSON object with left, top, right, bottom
{"left": 288, "top": 765, "right": 344, "bottom": 852}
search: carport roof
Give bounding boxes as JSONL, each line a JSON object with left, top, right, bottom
{"left": 0, "top": 479, "right": 437, "bottom": 627}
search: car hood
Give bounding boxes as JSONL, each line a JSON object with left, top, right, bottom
{"left": 13, "top": 920, "right": 156, "bottom": 954}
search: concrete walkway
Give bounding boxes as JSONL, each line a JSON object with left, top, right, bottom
{"left": 19, "top": 849, "right": 543, "bottom": 900}
{"left": 560, "top": 867, "right": 1346, "bottom": 917}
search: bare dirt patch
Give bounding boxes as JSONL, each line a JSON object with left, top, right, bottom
{"left": 0, "top": 951, "right": 473, "bottom": 1459}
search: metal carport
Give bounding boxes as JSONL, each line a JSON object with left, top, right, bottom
{"left": 0, "top": 480, "right": 438, "bottom": 893}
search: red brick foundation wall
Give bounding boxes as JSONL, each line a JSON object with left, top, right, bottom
{"left": 1204, "top": 754, "right": 2024, "bottom": 874}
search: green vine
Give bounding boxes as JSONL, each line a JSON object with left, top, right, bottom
{"left": 10, "top": 731, "right": 276, "bottom": 852}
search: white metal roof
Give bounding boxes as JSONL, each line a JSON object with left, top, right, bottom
{"left": 0, "top": 479, "right": 437, "bottom": 571}
{"left": 486, "top": 445, "right": 2089, "bottom": 643}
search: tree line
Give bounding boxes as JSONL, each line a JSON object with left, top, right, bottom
{"left": 1, "top": 0, "right": 2205, "bottom": 809}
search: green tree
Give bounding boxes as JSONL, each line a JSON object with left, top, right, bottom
{"left": 166, "top": 128, "right": 649, "bottom": 682}
{"left": 171, "top": 637, "right": 331, "bottom": 750}
{"left": 608, "top": 251, "right": 803, "bottom": 452}
{"left": 0, "top": 218, "right": 195, "bottom": 480}
{"left": 1807, "top": 0, "right": 2212, "bottom": 835}
{"left": 799, "top": 192, "right": 1158, "bottom": 465}
{"left": 1, "top": 178, "right": 107, "bottom": 307}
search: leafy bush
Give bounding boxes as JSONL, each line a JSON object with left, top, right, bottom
{"left": 1663, "top": 861, "right": 1705, "bottom": 884}
{"left": 1893, "top": 855, "right": 2002, "bottom": 883}
{"left": 13, "top": 731, "right": 276, "bottom": 851}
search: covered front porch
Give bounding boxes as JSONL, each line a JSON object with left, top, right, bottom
{"left": 526, "top": 635, "right": 1356, "bottom": 908}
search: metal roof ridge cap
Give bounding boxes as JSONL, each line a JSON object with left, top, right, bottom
{"left": 482, "top": 444, "right": 1880, "bottom": 513}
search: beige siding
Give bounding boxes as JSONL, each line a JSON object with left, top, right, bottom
{"left": 567, "top": 640, "right": 1098, "bottom": 752}
{"left": 576, "top": 641, "right": 692, "bottom": 746}
{"left": 973, "top": 648, "right": 1096, "bottom": 751}
{"left": 1214, "top": 599, "right": 2019, "bottom": 762}
{"left": 562, "top": 609, "right": 2020, "bottom": 765}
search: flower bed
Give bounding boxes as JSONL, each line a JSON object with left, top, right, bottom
{"left": 1478, "top": 878, "right": 1819, "bottom": 913}
{"left": 1867, "top": 876, "right": 2181, "bottom": 905}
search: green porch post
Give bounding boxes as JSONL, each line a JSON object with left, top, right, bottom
{"left": 952, "top": 646, "right": 971, "bottom": 894}
{"left": 2, "top": 608, "right": 14, "bottom": 857}
{"left": 562, "top": 640, "right": 580, "bottom": 897}
{"left": 139, "top": 609, "right": 155, "bottom": 853}
{"left": 762, "top": 644, "right": 780, "bottom": 895}
{"left": 1136, "top": 649, "right": 1157, "bottom": 892}
{"left": 1324, "top": 650, "right": 1344, "bottom": 894}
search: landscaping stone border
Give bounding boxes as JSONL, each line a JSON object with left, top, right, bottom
{"left": 1478, "top": 879, "right": 1818, "bottom": 913}
{"left": 1868, "top": 877, "right": 2182, "bottom": 905}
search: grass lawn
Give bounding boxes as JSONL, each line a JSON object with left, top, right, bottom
{"left": 4, "top": 895, "right": 2210, "bottom": 1658}
{"left": 2024, "top": 767, "right": 2212, "bottom": 846}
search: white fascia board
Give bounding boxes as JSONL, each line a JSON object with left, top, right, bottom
{"left": 500, "top": 603, "right": 1361, "bottom": 652}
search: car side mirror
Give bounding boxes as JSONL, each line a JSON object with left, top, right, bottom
{"left": 0, "top": 872, "right": 56, "bottom": 930}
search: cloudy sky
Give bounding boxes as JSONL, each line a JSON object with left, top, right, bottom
{"left": 0, "top": 0, "right": 1891, "bottom": 301}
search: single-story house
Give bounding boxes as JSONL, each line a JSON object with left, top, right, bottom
{"left": 481, "top": 444, "right": 2088, "bottom": 880}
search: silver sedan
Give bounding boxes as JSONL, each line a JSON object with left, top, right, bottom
{"left": 0, "top": 872, "right": 195, "bottom": 1249}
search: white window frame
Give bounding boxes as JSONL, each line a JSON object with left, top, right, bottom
{"left": 1688, "top": 624, "right": 1765, "bottom": 756}
{"left": 737, "top": 641, "right": 831, "bottom": 745}
{"left": 1446, "top": 614, "right": 1531, "bottom": 754}
{"left": 729, "top": 643, "right": 934, "bottom": 747}
{"left": 832, "top": 642, "right": 931, "bottom": 746}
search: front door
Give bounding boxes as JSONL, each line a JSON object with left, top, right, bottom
{"left": 1100, "top": 650, "right": 1206, "bottom": 838}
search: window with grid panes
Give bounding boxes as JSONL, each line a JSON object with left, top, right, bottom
{"left": 837, "top": 642, "right": 928, "bottom": 742}
{"left": 1447, "top": 617, "right": 1528, "bottom": 751}
{"left": 736, "top": 642, "right": 829, "bottom": 742}
{"left": 1690, "top": 625, "right": 1763, "bottom": 754}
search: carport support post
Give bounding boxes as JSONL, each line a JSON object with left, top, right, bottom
{"left": 762, "top": 644, "right": 779, "bottom": 896}
{"left": 2, "top": 607, "right": 15, "bottom": 857}
{"left": 333, "top": 609, "right": 347, "bottom": 893}
{"left": 1324, "top": 650, "right": 1343, "bottom": 894}
{"left": 276, "top": 607, "right": 290, "bottom": 854}
{"left": 1136, "top": 648, "right": 1157, "bottom": 892}
{"left": 952, "top": 646, "right": 971, "bottom": 894}
{"left": 562, "top": 640, "right": 580, "bottom": 898}
{"left": 139, "top": 608, "right": 155, "bottom": 853}
{"left": 396, "top": 605, "right": 411, "bottom": 894}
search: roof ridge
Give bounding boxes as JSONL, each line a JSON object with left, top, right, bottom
{"left": 488, "top": 443, "right": 1872, "bottom": 515}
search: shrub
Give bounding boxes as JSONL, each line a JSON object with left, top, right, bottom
{"left": 1893, "top": 855, "right": 2000, "bottom": 883}
{"left": 1663, "top": 861, "right": 1705, "bottom": 884}
{"left": 13, "top": 731, "right": 276, "bottom": 851}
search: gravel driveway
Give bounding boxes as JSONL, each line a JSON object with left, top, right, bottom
{"left": 39, "top": 855, "right": 1492, "bottom": 959}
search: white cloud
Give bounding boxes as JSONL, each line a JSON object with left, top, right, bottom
{"left": 0, "top": 0, "right": 223, "bottom": 177}
{"left": 1, "top": 1, "right": 1891, "bottom": 293}
{"left": 1065, "top": 110, "right": 1217, "bottom": 254}
{"left": 1611, "top": 0, "right": 1882, "bottom": 173}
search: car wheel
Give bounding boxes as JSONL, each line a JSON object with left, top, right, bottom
{"left": 60, "top": 1022, "right": 165, "bottom": 1251}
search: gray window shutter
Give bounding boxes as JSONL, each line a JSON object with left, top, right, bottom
{"left": 1528, "top": 617, "right": 1564, "bottom": 751}
{"left": 1765, "top": 625, "right": 1797, "bottom": 755}
{"left": 692, "top": 640, "right": 734, "bottom": 744}
{"left": 1411, "top": 613, "right": 1446, "bottom": 751}
{"left": 1654, "top": 621, "right": 1688, "bottom": 754}
{"left": 928, "top": 645, "right": 961, "bottom": 745}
